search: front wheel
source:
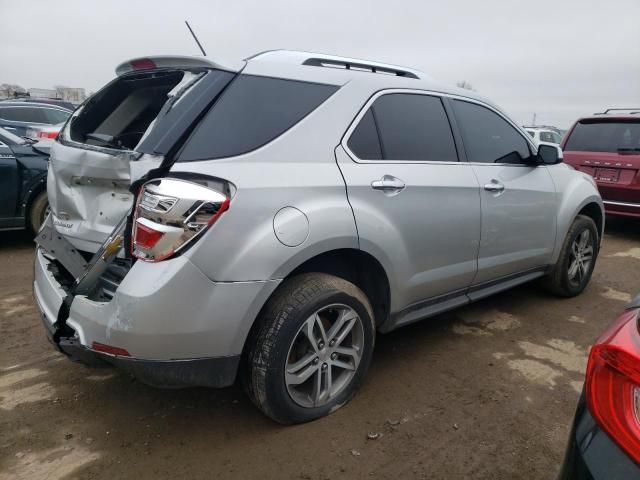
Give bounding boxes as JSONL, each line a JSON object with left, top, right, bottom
{"left": 545, "top": 215, "right": 599, "bottom": 297}
{"left": 244, "top": 273, "right": 376, "bottom": 424}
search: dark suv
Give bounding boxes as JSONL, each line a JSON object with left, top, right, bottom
{"left": 562, "top": 109, "right": 640, "bottom": 218}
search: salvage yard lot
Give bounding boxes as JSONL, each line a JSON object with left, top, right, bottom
{"left": 1, "top": 217, "right": 639, "bottom": 480}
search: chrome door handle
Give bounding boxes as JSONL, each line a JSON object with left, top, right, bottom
{"left": 371, "top": 175, "right": 406, "bottom": 194}
{"left": 484, "top": 181, "right": 505, "bottom": 192}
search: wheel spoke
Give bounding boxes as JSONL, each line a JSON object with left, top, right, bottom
{"left": 302, "top": 317, "right": 320, "bottom": 353}
{"left": 331, "top": 358, "right": 356, "bottom": 371}
{"left": 578, "top": 230, "right": 590, "bottom": 250}
{"left": 335, "top": 346, "right": 361, "bottom": 363}
{"left": 314, "top": 313, "right": 328, "bottom": 345}
{"left": 568, "top": 259, "right": 579, "bottom": 279}
{"left": 287, "top": 351, "right": 317, "bottom": 375}
{"left": 328, "top": 310, "right": 358, "bottom": 347}
{"left": 286, "top": 361, "right": 319, "bottom": 386}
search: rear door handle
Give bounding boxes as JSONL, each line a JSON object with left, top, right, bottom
{"left": 371, "top": 175, "right": 406, "bottom": 195}
{"left": 484, "top": 181, "right": 505, "bottom": 192}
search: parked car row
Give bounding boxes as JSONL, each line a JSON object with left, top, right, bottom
{"left": 14, "top": 50, "right": 640, "bottom": 475}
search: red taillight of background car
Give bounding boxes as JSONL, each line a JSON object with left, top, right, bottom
{"left": 586, "top": 307, "right": 640, "bottom": 465}
{"left": 37, "top": 130, "right": 59, "bottom": 139}
{"left": 131, "top": 178, "right": 230, "bottom": 262}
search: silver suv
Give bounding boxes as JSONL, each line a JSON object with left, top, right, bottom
{"left": 34, "top": 51, "right": 603, "bottom": 424}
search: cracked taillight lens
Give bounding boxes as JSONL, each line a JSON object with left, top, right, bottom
{"left": 132, "top": 178, "right": 229, "bottom": 262}
{"left": 586, "top": 307, "right": 640, "bottom": 465}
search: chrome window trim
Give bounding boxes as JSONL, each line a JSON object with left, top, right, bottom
{"left": 341, "top": 88, "right": 538, "bottom": 167}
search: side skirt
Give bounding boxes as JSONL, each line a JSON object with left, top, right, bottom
{"left": 380, "top": 266, "right": 549, "bottom": 333}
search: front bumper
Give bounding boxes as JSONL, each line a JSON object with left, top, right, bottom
{"left": 559, "top": 393, "right": 639, "bottom": 479}
{"left": 33, "top": 248, "right": 281, "bottom": 387}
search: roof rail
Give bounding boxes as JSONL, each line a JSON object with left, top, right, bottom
{"left": 247, "top": 50, "right": 424, "bottom": 80}
{"left": 594, "top": 108, "right": 640, "bottom": 115}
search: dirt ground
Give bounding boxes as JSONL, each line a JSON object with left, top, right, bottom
{"left": 1, "top": 217, "right": 639, "bottom": 480}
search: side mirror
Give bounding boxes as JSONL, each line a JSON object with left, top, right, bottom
{"left": 537, "top": 142, "right": 563, "bottom": 165}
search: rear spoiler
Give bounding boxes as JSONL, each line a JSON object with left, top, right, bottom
{"left": 115, "top": 55, "right": 244, "bottom": 76}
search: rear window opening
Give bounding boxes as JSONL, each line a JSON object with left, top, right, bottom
{"left": 68, "top": 70, "right": 188, "bottom": 151}
{"left": 564, "top": 119, "right": 640, "bottom": 154}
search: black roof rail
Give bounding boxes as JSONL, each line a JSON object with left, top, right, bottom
{"left": 594, "top": 108, "right": 640, "bottom": 115}
{"left": 302, "top": 58, "right": 420, "bottom": 79}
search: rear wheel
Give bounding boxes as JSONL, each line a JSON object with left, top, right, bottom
{"left": 244, "top": 273, "right": 375, "bottom": 424}
{"left": 545, "top": 215, "right": 599, "bottom": 297}
{"left": 28, "top": 191, "right": 49, "bottom": 233}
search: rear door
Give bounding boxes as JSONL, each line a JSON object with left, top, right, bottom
{"left": 562, "top": 118, "right": 640, "bottom": 215}
{"left": 48, "top": 62, "right": 237, "bottom": 252}
{"left": 450, "top": 99, "right": 556, "bottom": 285}
{"left": 337, "top": 91, "right": 481, "bottom": 313}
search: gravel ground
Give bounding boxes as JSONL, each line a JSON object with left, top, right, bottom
{"left": 1, "top": 216, "right": 639, "bottom": 480}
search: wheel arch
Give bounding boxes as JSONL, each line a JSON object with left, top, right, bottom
{"left": 240, "top": 248, "right": 392, "bottom": 367}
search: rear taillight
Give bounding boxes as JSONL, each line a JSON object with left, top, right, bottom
{"left": 38, "top": 130, "right": 58, "bottom": 139}
{"left": 586, "top": 307, "right": 640, "bottom": 465}
{"left": 131, "top": 178, "right": 230, "bottom": 262}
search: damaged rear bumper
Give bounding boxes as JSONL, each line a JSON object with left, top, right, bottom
{"left": 33, "top": 246, "right": 280, "bottom": 388}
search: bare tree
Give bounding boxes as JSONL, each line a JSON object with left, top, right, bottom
{"left": 456, "top": 80, "right": 475, "bottom": 91}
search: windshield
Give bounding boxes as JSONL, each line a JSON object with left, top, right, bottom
{"left": 564, "top": 120, "right": 640, "bottom": 153}
{"left": 0, "top": 126, "right": 27, "bottom": 145}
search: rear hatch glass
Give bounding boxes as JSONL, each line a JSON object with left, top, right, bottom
{"left": 563, "top": 119, "right": 640, "bottom": 200}
{"left": 564, "top": 119, "right": 640, "bottom": 154}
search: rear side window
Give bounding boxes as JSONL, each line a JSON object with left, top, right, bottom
{"left": 43, "top": 108, "right": 71, "bottom": 124}
{"left": 178, "top": 76, "right": 338, "bottom": 161}
{"left": 347, "top": 93, "right": 458, "bottom": 162}
{"left": 0, "top": 107, "right": 47, "bottom": 123}
{"left": 564, "top": 120, "right": 640, "bottom": 153}
{"left": 452, "top": 100, "right": 531, "bottom": 164}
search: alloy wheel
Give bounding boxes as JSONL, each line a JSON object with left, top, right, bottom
{"left": 568, "top": 229, "right": 594, "bottom": 284}
{"left": 285, "top": 304, "right": 364, "bottom": 408}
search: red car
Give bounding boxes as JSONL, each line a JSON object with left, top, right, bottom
{"left": 562, "top": 109, "right": 640, "bottom": 218}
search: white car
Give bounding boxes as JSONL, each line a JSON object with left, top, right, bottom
{"left": 525, "top": 127, "right": 563, "bottom": 145}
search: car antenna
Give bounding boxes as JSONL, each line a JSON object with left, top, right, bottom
{"left": 184, "top": 20, "right": 207, "bottom": 57}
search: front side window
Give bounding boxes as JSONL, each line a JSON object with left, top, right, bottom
{"left": 347, "top": 93, "right": 458, "bottom": 162}
{"left": 452, "top": 100, "right": 531, "bottom": 164}
{"left": 178, "top": 75, "right": 338, "bottom": 161}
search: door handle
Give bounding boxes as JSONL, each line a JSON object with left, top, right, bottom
{"left": 484, "top": 181, "right": 505, "bottom": 192}
{"left": 371, "top": 175, "right": 406, "bottom": 195}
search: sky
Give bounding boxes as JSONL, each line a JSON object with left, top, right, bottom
{"left": 1, "top": 0, "right": 639, "bottom": 128}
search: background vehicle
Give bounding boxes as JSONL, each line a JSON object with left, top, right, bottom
{"left": 1, "top": 97, "right": 77, "bottom": 112}
{"left": 559, "top": 296, "right": 640, "bottom": 479}
{"left": 0, "top": 127, "right": 49, "bottom": 232}
{"left": 34, "top": 51, "right": 603, "bottom": 424}
{"left": 524, "top": 126, "right": 563, "bottom": 144}
{"left": 562, "top": 109, "right": 640, "bottom": 218}
{"left": 0, "top": 100, "right": 72, "bottom": 137}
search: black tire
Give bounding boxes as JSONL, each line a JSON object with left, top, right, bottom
{"left": 244, "top": 273, "right": 375, "bottom": 424}
{"left": 544, "top": 215, "right": 599, "bottom": 297}
{"left": 28, "top": 191, "right": 49, "bottom": 234}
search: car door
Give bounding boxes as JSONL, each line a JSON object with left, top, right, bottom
{"left": 449, "top": 99, "right": 556, "bottom": 286}
{"left": 336, "top": 91, "right": 481, "bottom": 316}
{"left": 0, "top": 139, "right": 19, "bottom": 221}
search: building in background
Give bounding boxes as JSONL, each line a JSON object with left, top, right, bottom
{"left": 55, "top": 87, "right": 86, "bottom": 105}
